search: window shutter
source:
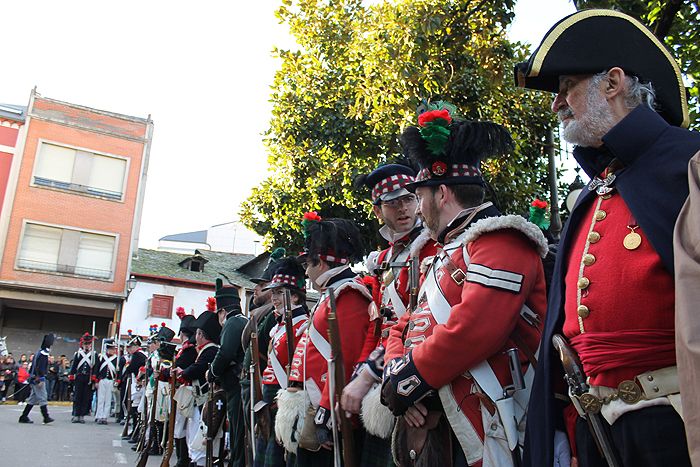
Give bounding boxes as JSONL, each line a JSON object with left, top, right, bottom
{"left": 148, "top": 295, "right": 174, "bottom": 319}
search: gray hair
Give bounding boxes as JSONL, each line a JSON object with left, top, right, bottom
{"left": 591, "top": 70, "right": 656, "bottom": 110}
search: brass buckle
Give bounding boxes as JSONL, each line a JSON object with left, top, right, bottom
{"left": 451, "top": 268, "right": 466, "bottom": 285}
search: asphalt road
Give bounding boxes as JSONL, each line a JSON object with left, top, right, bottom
{"left": 0, "top": 403, "right": 171, "bottom": 466}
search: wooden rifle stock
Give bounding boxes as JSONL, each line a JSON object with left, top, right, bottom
{"left": 160, "top": 366, "right": 177, "bottom": 467}
{"left": 250, "top": 319, "right": 271, "bottom": 440}
{"left": 136, "top": 378, "right": 159, "bottom": 467}
{"left": 327, "top": 290, "right": 357, "bottom": 467}
{"left": 120, "top": 381, "right": 132, "bottom": 438}
{"left": 408, "top": 256, "right": 419, "bottom": 313}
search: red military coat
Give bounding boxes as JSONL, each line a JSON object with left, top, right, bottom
{"left": 386, "top": 213, "right": 548, "bottom": 466}
{"left": 262, "top": 306, "right": 308, "bottom": 389}
{"left": 288, "top": 273, "right": 372, "bottom": 410}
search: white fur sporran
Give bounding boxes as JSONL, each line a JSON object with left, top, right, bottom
{"left": 360, "top": 382, "right": 395, "bottom": 439}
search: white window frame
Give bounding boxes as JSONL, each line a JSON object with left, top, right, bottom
{"left": 30, "top": 139, "right": 130, "bottom": 202}
{"left": 15, "top": 219, "right": 120, "bottom": 282}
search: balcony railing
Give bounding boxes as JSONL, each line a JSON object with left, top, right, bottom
{"left": 34, "top": 177, "right": 123, "bottom": 201}
{"left": 17, "top": 258, "right": 112, "bottom": 279}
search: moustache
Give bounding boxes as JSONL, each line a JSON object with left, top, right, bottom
{"left": 558, "top": 108, "right": 574, "bottom": 122}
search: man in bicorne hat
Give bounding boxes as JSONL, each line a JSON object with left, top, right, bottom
{"left": 211, "top": 279, "right": 248, "bottom": 467}
{"left": 95, "top": 339, "right": 124, "bottom": 424}
{"left": 515, "top": 9, "right": 700, "bottom": 467}
{"left": 343, "top": 163, "right": 437, "bottom": 466}
{"left": 381, "top": 103, "right": 548, "bottom": 467}
{"left": 173, "top": 304, "right": 222, "bottom": 467}
{"left": 69, "top": 332, "right": 97, "bottom": 423}
{"left": 18, "top": 333, "right": 55, "bottom": 424}
{"left": 124, "top": 333, "right": 147, "bottom": 442}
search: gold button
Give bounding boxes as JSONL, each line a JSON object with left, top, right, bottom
{"left": 583, "top": 254, "right": 596, "bottom": 266}
{"left": 588, "top": 232, "right": 601, "bottom": 243}
{"left": 577, "top": 277, "right": 590, "bottom": 289}
{"left": 595, "top": 210, "right": 607, "bottom": 221}
{"left": 577, "top": 305, "right": 590, "bottom": 318}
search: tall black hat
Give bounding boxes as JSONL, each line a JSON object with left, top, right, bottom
{"left": 215, "top": 278, "right": 241, "bottom": 313}
{"left": 156, "top": 324, "right": 175, "bottom": 343}
{"left": 251, "top": 247, "right": 286, "bottom": 284}
{"left": 41, "top": 333, "right": 55, "bottom": 349}
{"left": 193, "top": 310, "right": 222, "bottom": 344}
{"left": 400, "top": 102, "right": 513, "bottom": 190}
{"left": 300, "top": 213, "right": 364, "bottom": 266}
{"left": 355, "top": 164, "right": 416, "bottom": 205}
{"left": 263, "top": 256, "right": 306, "bottom": 291}
{"left": 104, "top": 339, "right": 117, "bottom": 349}
{"left": 126, "top": 330, "right": 142, "bottom": 347}
{"left": 176, "top": 307, "right": 196, "bottom": 336}
{"left": 514, "top": 9, "right": 689, "bottom": 128}
{"left": 79, "top": 332, "right": 95, "bottom": 345}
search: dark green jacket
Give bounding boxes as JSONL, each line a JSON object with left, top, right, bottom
{"left": 211, "top": 313, "right": 248, "bottom": 392}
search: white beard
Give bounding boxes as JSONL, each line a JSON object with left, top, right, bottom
{"left": 560, "top": 84, "right": 616, "bottom": 147}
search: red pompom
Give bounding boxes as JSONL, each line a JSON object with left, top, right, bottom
{"left": 175, "top": 307, "right": 186, "bottom": 319}
{"left": 418, "top": 109, "right": 452, "bottom": 127}
{"left": 302, "top": 211, "right": 322, "bottom": 222}
{"left": 532, "top": 198, "right": 548, "bottom": 209}
{"left": 206, "top": 297, "right": 217, "bottom": 312}
{"left": 161, "top": 322, "right": 166, "bottom": 327}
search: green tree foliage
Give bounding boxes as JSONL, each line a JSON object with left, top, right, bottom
{"left": 574, "top": 0, "right": 700, "bottom": 127}
{"left": 240, "top": 0, "right": 556, "bottom": 252}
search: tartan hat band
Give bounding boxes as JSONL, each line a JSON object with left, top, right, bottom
{"left": 371, "top": 173, "right": 415, "bottom": 201}
{"left": 415, "top": 163, "right": 482, "bottom": 183}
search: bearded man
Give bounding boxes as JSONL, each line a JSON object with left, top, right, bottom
{"left": 516, "top": 9, "right": 700, "bottom": 467}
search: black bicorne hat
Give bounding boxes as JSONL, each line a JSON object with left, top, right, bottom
{"left": 215, "top": 278, "right": 241, "bottom": 313}
{"left": 126, "top": 335, "right": 142, "bottom": 347}
{"left": 300, "top": 214, "right": 364, "bottom": 266}
{"left": 514, "top": 9, "right": 689, "bottom": 128}
{"left": 156, "top": 325, "right": 175, "bottom": 343}
{"left": 400, "top": 103, "right": 513, "bottom": 190}
{"left": 104, "top": 339, "right": 117, "bottom": 349}
{"left": 193, "top": 310, "right": 222, "bottom": 344}
{"left": 263, "top": 256, "right": 306, "bottom": 291}
{"left": 251, "top": 247, "right": 286, "bottom": 284}
{"left": 355, "top": 164, "right": 416, "bottom": 205}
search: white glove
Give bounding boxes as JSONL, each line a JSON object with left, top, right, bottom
{"left": 553, "top": 429, "right": 572, "bottom": 467}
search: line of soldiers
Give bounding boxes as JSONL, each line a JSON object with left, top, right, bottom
{"left": 232, "top": 9, "right": 700, "bottom": 467}
{"left": 18, "top": 9, "right": 699, "bottom": 467}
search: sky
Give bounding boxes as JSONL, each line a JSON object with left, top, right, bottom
{"left": 2, "top": 0, "right": 576, "bottom": 251}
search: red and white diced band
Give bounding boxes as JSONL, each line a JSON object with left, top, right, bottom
{"left": 371, "top": 173, "right": 415, "bottom": 201}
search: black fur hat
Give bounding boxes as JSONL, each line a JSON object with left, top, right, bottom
{"left": 300, "top": 214, "right": 364, "bottom": 266}
{"left": 400, "top": 102, "right": 513, "bottom": 190}
{"left": 264, "top": 256, "right": 306, "bottom": 291}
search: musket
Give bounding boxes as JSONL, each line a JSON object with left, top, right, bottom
{"left": 408, "top": 255, "right": 419, "bottom": 313}
{"left": 248, "top": 310, "right": 258, "bottom": 461}
{"left": 206, "top": 364, "right": 215, "bottom": 467}
{"left": 327, "top": 289, "right": 357, "bottom": 467}
{"left": 136, "top": 377, "right": 159, "bottom": 467}
{"left": 120, "top": 379, "right": 132, "bottom": 438}
{"left": 552, "top": 334, "right": 620, "bottom": 467}
{"left": 283, "top": 289, "right": 295, "bottom": 380}
{"left": 160, "top": 362, "right": 177, "bottom": 467}
{"left": 250, "top": 313, "right": 272, "bottom": 442}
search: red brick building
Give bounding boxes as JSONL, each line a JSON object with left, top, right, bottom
{"left": 0, "top": 89, "right": 152, "bottom": 356}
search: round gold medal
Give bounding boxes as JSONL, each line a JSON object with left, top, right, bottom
{"left": 623, "top": 232, "right": 642, "bottom": 250}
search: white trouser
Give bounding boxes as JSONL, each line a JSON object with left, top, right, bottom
{"left": 95, "top": 379, "right": 113, "bottom": 420}
{"left": 187, "top": 405, "right": 204, "bottom": 465}
{"left": 174, "top": 408, "right": 189, "bottom": 439}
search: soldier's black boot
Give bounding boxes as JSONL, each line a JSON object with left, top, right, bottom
{"left": 18, "top": 404, "right": 34, "bottom": 423}
{"left": 147, "top": 421, "right": 164, "bottom": 455}
{"left": 175, "top": 438, "right": 190, "bottom": 467}
{"left": 40, "top": 405, "right": 54, "bottom": 424}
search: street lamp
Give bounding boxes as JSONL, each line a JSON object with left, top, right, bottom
{"left": 126, "top": 276, "right": 138, "bottom": 299}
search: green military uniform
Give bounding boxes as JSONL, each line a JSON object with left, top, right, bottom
{"left": 211, "top": 279, "right": 248, "bottom": 467}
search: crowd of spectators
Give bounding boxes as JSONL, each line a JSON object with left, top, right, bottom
{"left": 0, "top": 353, "right": 73, "bottom": 403}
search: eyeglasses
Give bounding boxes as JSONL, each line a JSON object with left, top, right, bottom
{"left": 382, "top": 194, "right": 417, "bottom": 209}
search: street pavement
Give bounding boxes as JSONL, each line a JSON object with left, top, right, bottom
{"left": 0, "top": 403, "right": 171, "bottom": 465}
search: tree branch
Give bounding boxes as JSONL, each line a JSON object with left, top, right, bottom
{"left": 653, "top": 0, "right": 683, "bottom": 40}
